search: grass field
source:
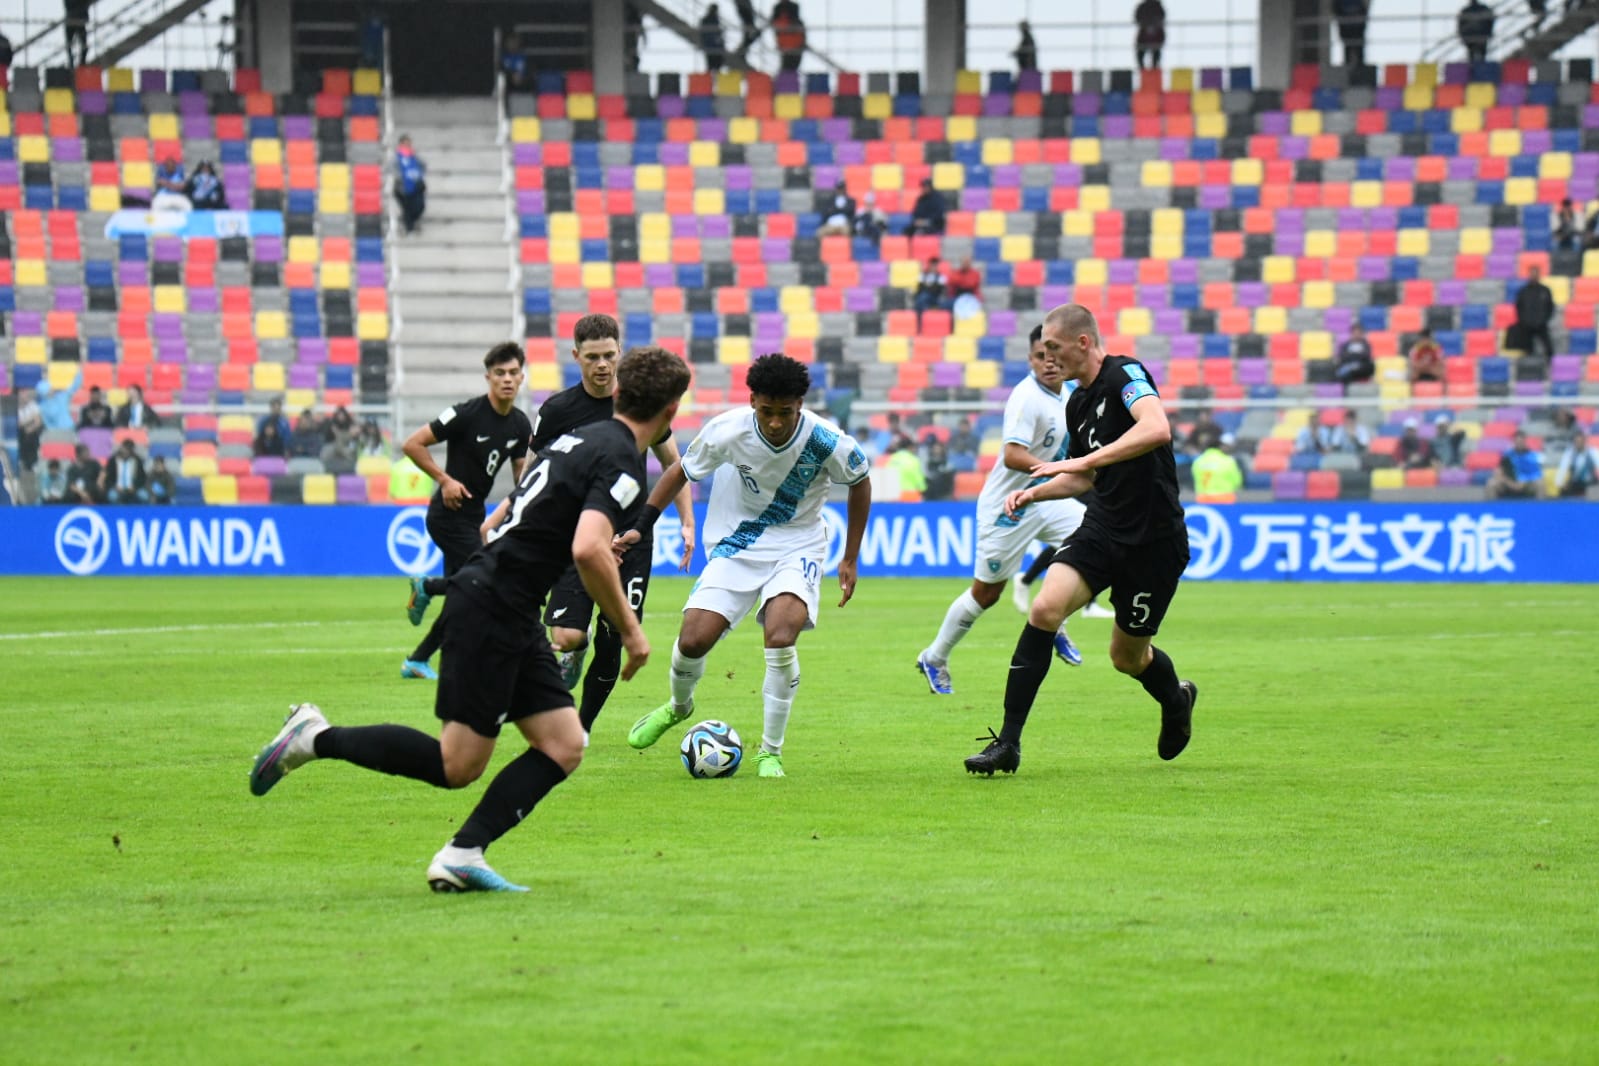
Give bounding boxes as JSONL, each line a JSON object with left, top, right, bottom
{"left": 3, "top": 575, "right": 1596, "bottom": 1064}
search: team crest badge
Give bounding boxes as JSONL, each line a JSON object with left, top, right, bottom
{"left": 987, "top": 559, "right": 1002, "bottom": 573}
{"left": 794, "top": 462, "right": 820, "bottom": 483}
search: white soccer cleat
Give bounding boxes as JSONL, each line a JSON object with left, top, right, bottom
{"left": 1081, "top": 600, "right": 1115, "bottom": 619}
{"left": 248, "top": 703, "right": 329, "bottom": 796}
{"left": 426, "top": 845, "right": 530, "bottom": 893}
{"left": 1010, "top": 574, "right": 1030, "bottom": 614}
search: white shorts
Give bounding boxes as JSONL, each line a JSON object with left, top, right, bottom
{"left": 684, "top": 552, "right": 822, "bottom": 632}
{"left": 973, "top": 497, "right": 1086, "bottom": 583}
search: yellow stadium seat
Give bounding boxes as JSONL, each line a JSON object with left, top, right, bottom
{"left": 779, "top": 286, "right": 813, "bottom": 314}
{"left": 932, "top": 162, "right": 965, "bottom": 190}
{"left": 1370, "top": 468, "right": 1405, "bottom": 491}
{"left": 255, "top": 311, "right": 287, "bottom": 339}
{"left": 1194, "top": 112, "right": 1227, "bottom": 139}
{"left": 1254, "top": 307, "right": 1287, "bottom": 334}
{"left": 148, "top": 113, "right": 179, "bottom": 140}
{"left": 1413, "top": 62, "right": 1438, "bottom": 87}
{"left": 639, "top": 239, "right": 670, "bottom": 264}
{"left": 877, "top": 336, "right": 910, "bottom": 363}
{"left": 527, "top": 362, "right": 561, "bottom": 390}
{"left": 581, "top": 262, "right": 613, "bottom": 289}
{"left": 251, "top": 139, "right": 283, "bottom": 166}
{"left": 0, "top": 114, "right": 11, "bottom": 137}
{"left": 1546, "top": 276, "right": 1570, "bottom": 303}
{"left": 548, "top": 213, "right": 581, "bottom": 240}
{"left": 888, "top": 260, "right": 922, "bottom": 288}
{"left": 1191, "top": 89, "right": 1221, "bottom": 114}
{"left": 108, "top": 68, "right": 135, "bottom": 92}
{"left": 955, "top": 70, "right": 982, "bottom": 94}
{"left": 639, "top": 213, "right": 671, "bottom": 241}
{"left": 320, "top": 261, "right": 352, "bottom": 289}
{"left": 1459, "top": 228, "right": 1492, "bottom": 255}
{"left": 121, "top": 161, "right": 154, "bottom": 190}
{"left": 19, "top": 135, "right": 49, "bottom": 163}
{"left": 1403, "top": 84, "right": 1433, "bottom": 110}
{"left": 182, "top": 455, "right": 218, "bottom": 479}
{"left": 1464, "top": 82, "right": 1496, "bottom": 109}
{"left": 688, "top": 141, "right": 720, "bottom": 168}
{"left": 1303, "top": 231, "right": 1336, "bottom": 258}
{"left": 549, "top": 238, "right": 581, "bottom": 264}
{"left": 1289, "top": 110, "right": 1322, "bottom": 136}
{"left": 1151, "top": 208, "right": 1183, "bottom": 236}
{"left": 787, "top": 313, "right": 819, "bottom": 339}
{"left": 634, "top": 164, "right": 665, "bottom": 192}
{"left": 981, "top": 139, "right": 1014, "bottom": 166}
{"left": 1583, "top": 249, "right": 1599, "bottom": 276}
{"left": 862, "top": 93, "right": 892, "bottom": 120}
{"left": 253, "top": 363, "right": 286, "bottom": 392}
{"left": 1350, "top": 181, "right": 1382, "bottom": 208}
{"left": 1069, "top": 138, "right": 1101, "bottom": 165}
{"left": 944, "top": 336, "right": 976, "bottom": 362}
{"left": 45, "top": 358, "right": 76, "bottom": 385}
{"left": 301, "top": 474, "right": 337, "bottom": 505}
{"left": 1450, "top": 107, "right": 1483, "bottom": 133}
{"left": 317, "top": 188, "right": 349, "bottom": 214}
{"left": 1151, "top": 235, "right": 1183, "bottom": 260}
{"left": 16, "top": 260, "right": 47, "bottom": 286}
{"left": 964, "top": 361, "right": 999, "bottom": 389}
{"left": 945, "top": 116, "right": 977, "bottom": 141}
{"left": 89, "top": 185, "right": 121, "bottom": 212}
{"left": 1142, "top": 160, "right": 1173, "bottom": 187}
{"left": 1062, "top": 210, "right": 1093, "bottom": 237}
{"left": 1503, "top": 178, "right": 1537, "bottom": 206}
{"left": 1262, "top": 256, "right": 1296, "bottom": 284}
{"left": 774, "top": 94, "right": 804, "bottom": 119}
{"left": 715, "top": 71, "right": 743, "bottom": 95}
{"left": 510, "top": 117, "right": 541, "bottom": 142}
{"left": 1169, "top": 68, "right": 1194, "bottom": 91}
{"left": 1540, "top": 152, "right": 1573, "bottom": 180}
{"left": 1079, "top": 186, "right": 1110, "bottom": 212}
{"left": 717, "top": 337, "right": 752, "bottom": 364}
{"left": 1231, "top": 158, "right": 1263, "bottom": 186}
{"left": 1303, "top": 283, "right": 1335, "bottom": 311}
{"left": 1075, "top": 258, "right": 1108, "bottom": 286}
{"left": 693, "top": 188, "right": 725, "bottom": 215}
{"left": 566, "top": 94, "right": 597, "bottom": 120}
{"left": 1276, "top": 410, "right": 1312, "bottom": 435}
{"left": 1301, "top": 330, "right": 1333, "bottom": 358}
{"left": 728, "top": 116, "right": 758, "bottom": 143}
{"left": 1119, "top": 308, "right": 1153, "bottom": 336}
{"left": 154, "top": 286, "right": 186, "bottom": 314}
{"left": 219, "top": 414, "right": 253, "bottom": 434}
{"left": 974, "top": 210, "right": 1006, "bottom": 238}
{"left": 953, "top": 313, "right": 987, "bottom": 338}
{"left": 202, "top": 474, "right": 238, "bottom": 504}
{"left": 357, "top": 312, "right": 390, "bottom": 340}
{"left": 1489, "top": 129, "right": 1521, "bottom": 157}
{"left": 1000, "top": 235, "right": 1032, "bottom": 262}
{"left": 288, "top": 236, "right": 319, "bottom": 263}
{"left": 1397, "top": 229, "right": 1431, "bottom": 256}
{"left": 284, "top": 388, "right": 317, "bottom": 411}
{"left": 319, "top": 163, "right": 351, "bottom": 190}
{"left": 45, "top": 88, "right": 76, "bottom": 115}
{"left": 353, "top": 68, "right": 383, "bottom": 95}
{"left": 870, "top": 163, "right": 902, "bottom": 191}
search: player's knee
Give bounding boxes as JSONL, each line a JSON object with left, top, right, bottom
{"left": 441, "top": 757, "right": 486, "bottom": 789}
{"left": 678, "top": 634, "right": 716, "bottom": 659}
{"left": 1110, "top": 645, "right": 1150, "bottom": 676}
{"left": 543, "top": 738, "right": 584, "bottom": 775}
{"left": 970, "top": 581, "right": 1002, "bottom": 609}
{"left": 550, "top": 628, "right": 589, "bottom": 654}
{"left": 1027, "top": 599, "right": 1067, "bottom": 631}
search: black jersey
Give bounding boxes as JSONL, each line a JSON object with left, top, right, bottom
{"left": 1066, "top": 354, "right": 1185, "bottom": 544}
{"left": 427, "top": 396, "right": 533, "bottom": 515}
{"left": 531, "top": 385, "right": 671, "bottom": 454}
{"left": 464, "top": 418, "right": 645, "bottom": 626}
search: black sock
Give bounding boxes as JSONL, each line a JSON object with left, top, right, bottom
{"left": 1137, "top": 646, "right": 1185, "bottom": 713}
{"left": 579, "top": 622, "right": 622, "bottom": 732}
{"left": 451, "top": 748, "right": 567, "bottom": 851}
{"left": 1000, "top": 624, "right": 1056, "bottom": 746}
{"left": 408, "top": 611, "right": 445, "bottom": 664}
{"left": 423, "top": 576, "right": 448, "bottom": 596}
{"left": 314, "top": 724, "right": 449, "bottom": 788}
{"left": 1020, "top": 547, "right": 1056, "bottom": 586}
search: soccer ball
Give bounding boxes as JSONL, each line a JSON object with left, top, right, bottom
{"left": 680, "top": 720, "right": 743, "bottom": 778}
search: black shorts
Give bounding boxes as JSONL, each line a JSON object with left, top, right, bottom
{"left": 434, "top": 585, "right": 571, "bottom": 738}
{"left": 542, "top": 539, "right": 653, "bottom": 633}
{"left": 427, "top": 504, "right": 485, "bottom": 577}
{"left": 1051, "top": 522, "right": 1189, "bottom": 637}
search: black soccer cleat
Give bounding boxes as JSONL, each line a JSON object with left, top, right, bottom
{"left": 964, "top": 729, "right": 1020, "bottom": 776}
{"left": 1158, "top": 680, "right": 1197, "bottom": 761}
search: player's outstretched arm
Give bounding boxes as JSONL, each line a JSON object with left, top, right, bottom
{"left": 1034, "top": 396, "right": 1173, "bottom": 480}
{"left": 650, "top": 439, "right": 697, "bottom": 569}
{"left": 1005, "top": 472, "right": 1094, "bottom": 517}
{"left": 837, "top": 478, "right": 871, "bottom": 606}
{"left": 612, "top": 459, "right": 690, "bottom": 560}
{"left": 574, "top": 509, "right": 650, "bottom": 679}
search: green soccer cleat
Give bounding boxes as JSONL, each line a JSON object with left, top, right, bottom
{"left": 755, "top": 751, "right": 785, "bottom": 778}
{"left": 627, "top": 701, "right": 690, "bottom": 750}
{"left": 406, "top": 577, "right": 431, "bottom": 626}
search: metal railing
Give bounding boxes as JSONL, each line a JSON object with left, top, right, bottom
{"left": 3, "top": 0, "right": 233, "bottom": 71}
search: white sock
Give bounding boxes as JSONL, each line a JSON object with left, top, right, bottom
{"left": 761, "top": 645, "right": 799, "bottom": 754}
{"left": 669, "top": 640, "right": 705, "bottom": 714}
{"left": 925, "top": 590, "right": 987, "bottom": 664}
{"left": 434, "top": 843, "right": 484, "bottom": 866}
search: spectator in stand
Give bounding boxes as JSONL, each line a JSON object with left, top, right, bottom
{"left": 1335, "top": 0, "right": 1369, "bottom": 67}
{"left": 1408, "top": 328, "right": 1445, "bottom": 383}
{"left": 147, "top": 456, "right": 176, "bottom": 504}
{"left": 1546, "top": 407, "right": 1581, "bottom": 455}
{"left": 1013, "top": 20, "right": 1038, "bottom": 72}
{"left": 1135, "top": 0, "right": 1166, "bottom": 69}
{"left": 817, "top": 180, "right": 857, "bottom": 237}
{"left": 1554, "top": 429, "right": 1598, "bottom": 496}
{"left": 886, "top": 434, "right": 926, "bottom": 497}
{"left": 357, "top": 420, "right": 387, "bottom": 458}
{"left": 115, "top": 383, "right": 162, "bottom": 429}
{"left": 1191, "top": 431, "right": 1244, "bottom": 502}
{"left": 734, "top": 0, "right": 760, "bottom": 55}
{"left": 64, "top": 0, "right": 90, "bottom": 67}
{"left": 1397, "top": 418, "right": 1438, "bottom": 470}
{"left": 290, "top": 408, "right": 326, "bottom": 458}
{"left": 906, "top": 178, "right": 947, "bottom": 236}
{"left": 39, "top": 459, "right": 68, "bottom": 504}
{"left": 254, "top": 420, "right": 288, "bottom": 459}
{"left": 1296, "top": 409, "right": 1370, "bottom": 454}
{"left": 153, "top": 156, "right": 190, "bottom": 211}
{"left": 1584, "top": 201, "right": 1599, "bottom": 250}
{"left": 949, "top": 417, "right": 979, "bottom": 459}
{"left": 1555, "top": 198, "right": 1581, "bottom": 251}
{"left": 257, "top": 396, "right": 291, "bottom": 442}
{"left": 101, "top": 438, "right": 148, "bottom": 503}
{"left": 65, "top": 444, "right": 103, "bottom": 504}
{"left": 946, "top": 256, "right": 983, "bottom": 316}
{"left": 771, "top": 0, "right": 806, "bottom": 72}
{"left": 1432, "top": 412, "right": 1466, "bottom": 467}
{"left": 393, "top": 135, "right": 427, "bottom": 236}
{"left": 854, "top": 191, "right": 887, "bottom": 246}
{"left": 77, "top": 385, "right": 114, "bottom": 429}
{"left": 1334, "top": 324, "right": 1375, "bottom": 387}
{"left": 0, "top": 29, "right": 15, "bottom": 68}
{"left": 38, "top": 368, "right": 79, "bottom": 432}
{"left": 500, "top": 32, "right": 530, "bottom": 91}
{"left": 1459, "top": 0, "right": 1494, "bottom": 63}
{"left": 1488, "top": 430, "right": 1543, "bottom": 497}
{"left": 360, "top": 11, "right": 386, "bottom": 69}
{"left": 1514, "top": 265, "right": 1556, "bottom": 361}
{"left": 701, "top": 5, "right": 727, "bottom": 71}
{"left": 913, "top": 257, "right": 948, "bottom": 325}
{"left": 923, "top": 439, "right": 955, "bottom": 501}
{"left": 322, "top": 432, "right": 359, "bottom": 476}
{"left": 1183, "top": 410, "right": 1222, "bottom": 457}
{"left": 327, "top": 405, "right": 357, "bottom": 445}
{"left": 186, "top": 161, "right": 226, "bottom": 210}
{"left": 16, "top": 387, "right": 43, "bottom": 478}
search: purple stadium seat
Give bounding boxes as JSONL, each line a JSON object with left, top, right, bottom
{"left": 79, "top": 90, "right": 106, "bottom": 114}
{"left": 182, "top": 115, "right": 211, "bottom": 139}
{"left": 1139, "top": 284, "right": 1170, "bottom": 309}
{"left": 724, "top": 165, "right": 752, "bottom": 191}
{"left": 356, "top": 262, "right": 385, "bottom": 287}
{"left": 1439, "top": 468, "right": 1471, "bottom": 487}
{"left": 80, "top": 427, "right": 115, "bottom": 460}
{"left": 1272, "top": 471, "right": 1307, "bottom": 500}
{"left": 189, "top": 288, "right": 219, "bottom": 313}
{"left": 55, "top": 285, "right": 85, "bottom": 311}
{"left": 1159, "top": 138, "right": 1187, "bottom": 161}
{"left": 517, "top": 190, "right": 545, "bottom": 215}
{"left": 336, "top": 475, "right": 369, "bottom": 504}
{"left": 820, "top": 118, "right": 851, "bottom": 142}
{"left": 671, "top": 215, "right": 697, "bottom": 239}
{"left": 254, "top": 236, "right": 283, "bottom": 263}
{"left": 186, "top": 365, "right": 217, "bottom": 393}
{"left": 1168, "top": 260, "right": 1198, "bottom": 285}
{"left": 656, "top": 95, "right": 685, "bottom": 118}
{"left": 859, "top": 261, "right": 890, "bottom": 288}
{"left": 297, "top": 338, "right": 328, "bottom": 364}
{"left": 282, "top": 116, "right": 314, "bottom": 140}
{"left": 1039, "top": 284, "right": 1071, "bottom": 306}
{"left": 1258, "top": 112, "right": 1289, "bottom": 136}
{"left": 288, "top": 365, "right": 320, "bottom": 390}
{"left": 659, "top": 142, "right": 689, "bottom": 166}
{"left": 962, "top": 188, "right": 992, "bottom": 211}
{"left": 1169, "top": 334, "right": 1201, "bottom": 359}
{"left": 13, "top": 311, "right": 42, "bottom": 335}
{"left": 178, "top": 91, "right": 208, "bottom": 115}
{"left": 1552, "top": 355, "right": 1582, "bottom": 382}
{"left": 701, "top": 215, "right": 731, "bottom": 239}
{"left": 845, "top": 288, "right": 876, "bottom": 313}
{"left": 140, "top": 69, "right": 167, "bottom": 92}
{"left": 1323, "top": 307, "right": 1354, "bottom": 335}
{"left": 1236, "top": 359, "right": 1270, "bottom": 386}
{"left": 1107, "top": 259, "right": 1138, "bottom": 286}
{"left": 253, "top": 455, "right": 287, "bottom": 477}
{"left": 987, "top": 310, "right": 1017, "bottom": 337}
{"left": 1199, "top": 68, "right": 1224, "bottom": 89}
{"left": 644, "top": 264, "right": 676, "bottom": 288}
{"left": 1154, "top": 308, "right": 1185, "bottom": 334}
{"left": 836, "top": 142, "right": 865, "bottom": 165}
{"left": 932, "top": 362, "right": 964, "bottom": 388}
{"left": 1102, "top": 115, "right": 1132, "bottom": 138}
{"left": 512, "top": 143, "right": 540, "bottom": 166}
{"left": 53, "top": 137, "right": 84, "bottom": 162}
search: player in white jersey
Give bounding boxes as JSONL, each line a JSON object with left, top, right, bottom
{"left": 916, "top": 324, "right": 1086, "bottom": 695}
{"left": 621, "top": 354, "right": 872, "bottom": 777}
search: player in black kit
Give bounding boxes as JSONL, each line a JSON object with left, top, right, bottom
{"left": 965, "top": 303, "right": 1197, "bottom": 776}
{"left": 533, "top": 314, "right": 695, "bottom": 736}
{"left": 248, "top": 346, "right": 693, "bottom": 892}
{"left": 399, "top": 343, "right": 533, "bottom": 679}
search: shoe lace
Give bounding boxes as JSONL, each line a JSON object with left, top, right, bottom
{"left": 973, "top": 727, "right": 1004, "bottom": 752}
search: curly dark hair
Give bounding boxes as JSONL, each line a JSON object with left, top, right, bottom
{"left": 615, "top": 346, "right": 692, "bottom": 420}
{"left": 745, "top": 353, "right": 810, "bottom": 401}
{"left": 483, "top": 341, "right": 525, "bottom": 369}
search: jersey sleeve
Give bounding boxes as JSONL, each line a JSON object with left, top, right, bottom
{"left": 999, "top": 386, "right": 1034, "bottom": 446}
{"left": 428, "top": 400, "right": 468, "bottom": 443}
{"left": 1066, "top": 392, "right": 1089, "bottom": 460}
{"left": 679, "top": 419, "right": 728, "bottom": 482}
{"left": 1110, "top": 360, "right": 1160, "bottom": 414}
{"left": 825, "top": 430, "right": 871, "bottom": 485}
{"left": 580, "top": 442, "right": 641, "bottom": 532}
{"left": 509, "top": 412, "right": 533, "bottom": 461}
{"left": 527, "top": 398, "right": 558, "bottom": 453}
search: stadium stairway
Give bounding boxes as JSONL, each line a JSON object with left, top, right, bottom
{"left": 388, "top": 96, "right": 517, "bottom": 406}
